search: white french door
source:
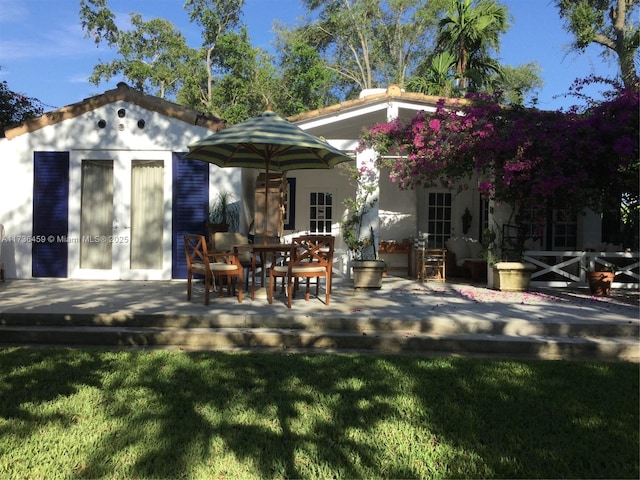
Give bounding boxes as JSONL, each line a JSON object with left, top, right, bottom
{"left": 424, "top": 191, "right": 452, "bottom": 248}
{"left": 68, "top": 151, "right": 171, "bottom": 280}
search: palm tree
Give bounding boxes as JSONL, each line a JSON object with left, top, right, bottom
{"left": 406, "top": 52, "right": 457, "bottom": 96}
{"left": 435, "top": 0, "right": 509, "bottom": 91}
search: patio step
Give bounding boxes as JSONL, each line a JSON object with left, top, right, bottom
{"left": 0, "top": 312, "right": 638, "bottom": 361}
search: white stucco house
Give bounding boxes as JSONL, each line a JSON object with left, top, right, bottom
{"left": 1, "top": 83, "right": 635, "bottom": 287}
{"left": 0, "top": 82, "right": 232, "bottom": 280}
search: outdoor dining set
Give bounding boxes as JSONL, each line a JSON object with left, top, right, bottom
{"left": 181, "top": 108, "right": 446, "bottom": 308}
{"left": 184, "top": 233, "right": 334, "bottom": 308}
{"left": 184, "top": 230, "right": 451, "bottom": 307}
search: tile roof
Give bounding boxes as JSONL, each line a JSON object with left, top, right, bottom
{"left": 4, "top": 82, "right": 226, "bottom": 140}
{"left": 287, "top": 84, "right": 469, "bottom": 123}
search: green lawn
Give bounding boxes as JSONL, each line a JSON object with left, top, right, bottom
{"left": 0, "top": 348, "right": 637, "bottom": 479}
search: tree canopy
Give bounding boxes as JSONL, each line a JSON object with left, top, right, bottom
{"left": 75, "top": 0, "right": 543, "bottom": 117}
{"left": 555, "top": 0, "right": 639, "bottom": 90}
{"left": 45, "top": 0, "right": 632, "bottom": 120}
{"left": 0, "top": 75, "right": 45, "bottom": 138}
{"left": 434, "top": 0, "right": 508, "bottom": 91}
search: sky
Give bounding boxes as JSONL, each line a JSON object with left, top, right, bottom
{"left": 0, "top": 0, "right": 619, "bottom": 113}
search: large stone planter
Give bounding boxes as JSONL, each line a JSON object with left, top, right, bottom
{"left": 351, "top": 260, "right": 385, "bottom": 289}
{"left": 492, "top": 262, "right": 536, "bottom": 292}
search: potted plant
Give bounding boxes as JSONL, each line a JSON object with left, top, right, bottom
{"left": 488, "top": 224, "right": 536, "bottom": 292}
{"left": 583, "top": 261, "right": 617, "bottom": 296}
{"left": 348, "top": 227, "right": 386, "bottom": 289}
{"left": 341, "top": 164, "right": 385, "bottom": 289}
{"left": 208, "top": 191, "right": 240, "bottom": 235}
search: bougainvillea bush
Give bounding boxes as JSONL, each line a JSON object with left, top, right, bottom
{"left": 359, "top": 76, "right": 639, "bottom": 222}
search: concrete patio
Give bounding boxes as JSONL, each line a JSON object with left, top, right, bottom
{"left": 0, "top": 275, "right": 638, "bottom": 361}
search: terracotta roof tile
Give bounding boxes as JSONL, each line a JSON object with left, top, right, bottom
{"left": 287, "top": 84, "right": 469, "bottom": 123}
{"left": 4, "top": 82, "right": 226, "bottom": 140}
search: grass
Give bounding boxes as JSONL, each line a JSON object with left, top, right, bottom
{"left": 0, "top": 348, "right": 637, "bottom": 479}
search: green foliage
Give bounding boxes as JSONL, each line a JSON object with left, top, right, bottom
{"left": 407, "top": 51, "right": 458, "bottom": 96}
{"left": 434, "top": 0, "right": 510, "bottom": 91}
{"left": 79, "top": 0, "right": 119, "bottom": 46}
{"left": 0, "top": 349, "right": 637, "bottom": 479}
{"left": 341, "top": 162, "right": 379, "bottom": 260}
{"left": 279, "top": 0, "right": 442, "bottom": 93}
{"left": 74, "top": 0, "right": 630, "bottom": 122}
{"left": 0, "top": 74, "right": 45, "bottom": 137}
{"left": 488, "top": 62, "right": 543, "bottom": 106}
{"left": 555, "top": 0, "right": 640, "bottom": 89}
{"left": 275, "top": 27, "right": 341, "bottom": 116}
{"left": 87, "top": 14, "right": 193, "bottom": 98}
{"left": 79, "top": 0, "right": 275, "bottom": 121}
{"left": 408, "top": 0, "right": 542, "bottom": 102}
{"left": 208, "top": 191, "right": 240, "bottom": 231}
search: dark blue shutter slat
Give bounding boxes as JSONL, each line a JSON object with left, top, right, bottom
{"left": 33, "top": 151, "right": 69, "bottom": 277}
{"left": 172, "top": 153, "right": 209, "bottom": 278}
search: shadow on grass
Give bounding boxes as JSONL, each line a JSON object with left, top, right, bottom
{"left": 402, "top": 358, "right": 639, "bottom": 478}
{"left": 0, "top": 349, "right": 638, "bottom": 478}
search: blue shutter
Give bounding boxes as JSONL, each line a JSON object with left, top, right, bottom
{"left": 172, "top": 153, "right": 209, "bottom": 278}
{"left": 33, "top": 151, "right": 69, "bottom": 277}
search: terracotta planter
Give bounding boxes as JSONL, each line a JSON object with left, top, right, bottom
{"left": 351, "top": 260, "right": 385, "bottom": 289}
{"left": 586, "top": 271, "right": 615, "bottom": 296}
{"left": 492, "top": 262, "right": 536, "bottom": 292}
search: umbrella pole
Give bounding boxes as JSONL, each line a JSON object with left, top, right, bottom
{"left": 263, "top": 160, "right": 269, "bottom": 245}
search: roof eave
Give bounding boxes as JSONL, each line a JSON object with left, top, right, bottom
{"left": 288, "top": 84, "right": 470, "bottom": 124}
{"left": 4, "top": 82, "right": 226, "bottom": 140}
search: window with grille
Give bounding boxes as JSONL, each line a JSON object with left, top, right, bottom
{"left": 426, "top": 192, "right": 452, "bottom": 248}
{"left": 309, "top": 191, "right": 333, "bottom": 233}
{"left": 552, "top": 209, "right": 577, "bottom": 249}
{"left": 519, "top": 205, "right": 545, "bottom": 243}
{"left": 519, "top": 205, "right": 577, "bottom": 250}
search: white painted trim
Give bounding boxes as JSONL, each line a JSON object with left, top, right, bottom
{"left": 525, "top": 250, "right": 639, "bottom": 289}
{"left": 68, "top": 150, "right": 173, "bottom": 280}
{"left": 296, "top": 103, "right": 390, "bottom": 130}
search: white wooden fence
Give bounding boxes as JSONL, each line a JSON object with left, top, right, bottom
{"left": 523, "top": 251, "right": 639, "bottom": 289}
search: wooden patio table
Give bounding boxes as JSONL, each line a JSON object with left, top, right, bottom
{"left": 234, "top": 243, "right": 293, "bottom": 300}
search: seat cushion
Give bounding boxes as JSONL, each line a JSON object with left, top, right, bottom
{"left": 290, "top": 265, "right": 326, "bottom": 274}
{"left": 272, "top": 265, "right": 327, "bottom": 274}
{"left": 210, "top": 263, "right": 239, "bottom": 272}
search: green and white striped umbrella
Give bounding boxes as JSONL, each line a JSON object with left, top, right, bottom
{"left": 186, "top": 110, "right": 353, "bottom": 241}
{"left": 186, "top": 110, "right": 352, "bottom": 171}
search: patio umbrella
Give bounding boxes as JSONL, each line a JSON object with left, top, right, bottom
{"left": 185, "top": 110, "right": 353, "bottom": 243}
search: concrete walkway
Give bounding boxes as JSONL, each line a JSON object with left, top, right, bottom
{"left": 0, "top": 276, "right": 638, "bottom": 360}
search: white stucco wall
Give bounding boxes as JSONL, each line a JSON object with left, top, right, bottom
{"left": 0, "top": 100, "right": 232, "bottom": 279}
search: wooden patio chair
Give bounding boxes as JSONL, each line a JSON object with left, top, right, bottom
{"left": 418, "top": 248, "right": 446, "bottom": 282}
{"left": 268, "top": 235, "right": 334, "bottom": 308}
{"left": 212, "top": 231, "right": 257, "bottom": 290}
{"left": 184, "top": 234, "right": 243, "bottom": 305}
